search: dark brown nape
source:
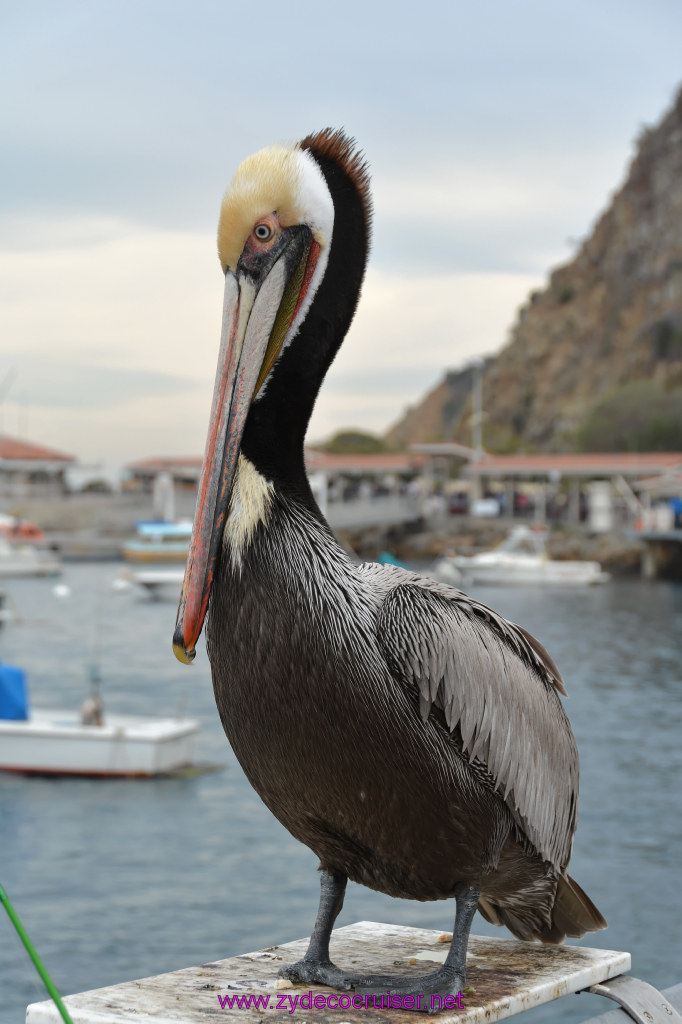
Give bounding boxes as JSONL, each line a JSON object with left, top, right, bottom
{"left": 300, "top": 128, "right": 373, "bottom": 232}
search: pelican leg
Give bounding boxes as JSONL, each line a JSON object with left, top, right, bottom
{"left": 280, "top": 877, "right": 481, "bottom": 1008}
{"left": 278, "top": 869, "right": 355, "bottom": 989}
{"left": 346, "top": 881, "right": 481, "bottom": 1007}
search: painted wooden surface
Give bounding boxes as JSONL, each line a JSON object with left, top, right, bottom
{"left": 26, "top": 920, "right": 630, "bottom": 1023}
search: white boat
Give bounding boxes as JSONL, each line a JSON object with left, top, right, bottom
{"left": 0, "top": 708, "right": 200, "bottom": 777}
{"left": 0, "top": 513, "right": 46, "bottom": 544}
{"left": 439, "top": 526, "right": 610, "bottom": 586}
{"left": 122, "top": 520, "right": 192, "bottom": 564}
{"left": 0, "top": 537, "right": 61, "bottom": 578}
{"left": 116, "top": 567, "right": 184, "bottom": 600}
{"left": 0, "top": 589, "right": 16, "bottom": 625}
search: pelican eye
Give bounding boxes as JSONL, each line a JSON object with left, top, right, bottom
{"left": 254, "top": 223, "right": 272, "bottom": 241}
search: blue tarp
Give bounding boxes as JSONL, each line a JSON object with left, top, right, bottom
{"left": 0, "top": 664, "right": 29, "bottom": 720}
{"left": 377, "top": 550, "right": 408, "bottom": 568}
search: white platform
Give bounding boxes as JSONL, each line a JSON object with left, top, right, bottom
{"left": 26, "top": 920, "right": 630, "bottom": 1023}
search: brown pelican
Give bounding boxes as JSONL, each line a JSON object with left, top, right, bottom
{"left": 173, "top": 129, "right": 605, "bottom": 1003}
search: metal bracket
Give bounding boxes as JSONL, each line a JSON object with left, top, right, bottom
{"left": 590, "top": 975, "right": 682, "bottom": 1024}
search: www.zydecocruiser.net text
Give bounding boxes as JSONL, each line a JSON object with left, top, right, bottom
{"left": 217, "top": 989, "right": 466, "bottom": 1012}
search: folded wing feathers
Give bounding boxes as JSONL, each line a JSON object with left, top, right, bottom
{"left": 377, "top": 581, "right": 578, "bottom": 869}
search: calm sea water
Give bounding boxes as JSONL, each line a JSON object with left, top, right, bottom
{"left": 1, "top": 565, "right": 681, "bottom": 1023}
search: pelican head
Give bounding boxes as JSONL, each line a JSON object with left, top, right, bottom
{"left": 173, "top": 130, "right": 371, "bottom": 664}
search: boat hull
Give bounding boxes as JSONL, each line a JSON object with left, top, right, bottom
{"left": 453, "top": 554, "right": 609, "bottom": 586}
{"left": 444, "top": 526, "right": 610, "bottom": 586}
{"left": 0, "top": 709, "right": 199, "bottom": 776}
{"left": 121, "top": 541, "right": 189, "bottom": 564}
{"left": 0, "top": 552, "right": 61, "bottom": 578}
{"left": 122, "top": 520, "right": 192, "bottom": 564}
{"left": 129, "top": 569, "right": 184, "bottom": 600}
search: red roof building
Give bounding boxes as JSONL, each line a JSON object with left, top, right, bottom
{"left": 0, "top": 435, "right": 75, "bottom": 465}
{"left": 124, "top": 456, "right": 204, "bottom": 491}
{"left": 0, "top": 434, "right": 76, "bottom": 501}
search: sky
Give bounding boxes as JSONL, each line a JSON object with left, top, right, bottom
{"left": 2, "top": 0, "right": 682, "bottom": 472}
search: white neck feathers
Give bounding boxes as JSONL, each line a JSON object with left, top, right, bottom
{"left": 223, "top": 454, "right": 274, "bottom": 568}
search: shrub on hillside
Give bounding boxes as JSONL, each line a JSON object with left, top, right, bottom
{"left": 577, "top": 379, "right": 682, "bottom": 451}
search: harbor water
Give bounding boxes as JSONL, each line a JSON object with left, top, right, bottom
{"left": 1, "top": 565, "right": 681, "bottom": 1023}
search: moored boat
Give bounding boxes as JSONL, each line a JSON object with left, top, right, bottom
{"left": 438, "top": 526, "right": 610, "bottom": 586}
{"left": 0, "top": 709, "right": 200, "bottom": 777}
{"left": 0, "top": 537, "right": 61, "bottom": 578}
{"left": 121, "top": 520, "right": 192, "bottom": 564}
{"left": 0, "top": 514, "right": 46, "bottom": 544}
{"left": 0, "top": 664, "right": 200, "bottom": 777}
{"left": 0, "top": 589, "right": 15, "bottom": 625}
{"left": 118, "top": 567, "right": 184, "bottom": 601}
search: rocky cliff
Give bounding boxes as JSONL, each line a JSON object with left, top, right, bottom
{"left": 387, "top": 87, "right": 682, "bottom": 452}
{"left": 384, "top": 360, "right": 493, "bottom": 448}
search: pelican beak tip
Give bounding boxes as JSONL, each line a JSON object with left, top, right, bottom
{"left": 172, "top": 629, "right": 196, "bottom": 665}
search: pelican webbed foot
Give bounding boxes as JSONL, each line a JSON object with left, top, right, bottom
{"left": 347, "top": 965, "right": 465, "bottom": 1008}
{"left": 346, "top": 880, "right": 479, "bottom": 1009}
{"left": 279, "top": 871, "right": 480, "bottom": 1013}
{"left": 278, "top": 958, "right": 357, "bottom": 989}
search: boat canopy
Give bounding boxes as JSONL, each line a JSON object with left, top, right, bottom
{"left": 0, "top": 665, "right": 29, "bottom": 720}
{"left": 135, "top": 521, "right": 193, "bottom": 540}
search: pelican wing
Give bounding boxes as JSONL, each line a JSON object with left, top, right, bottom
{"left": 374, "top": 575, "right": 578, "bottom": 869}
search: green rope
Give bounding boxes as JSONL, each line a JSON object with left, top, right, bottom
{"left": 0, "top": 882, "right": 74, "bottom": 1024}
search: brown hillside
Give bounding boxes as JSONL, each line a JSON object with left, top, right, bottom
{"left": 385, "top": 361, "right": 493, "bottom": 449}
{"left": 387, "top": 86, "right": 682, "bottom": 452}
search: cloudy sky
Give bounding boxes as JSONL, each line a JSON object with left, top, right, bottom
{"left": 2, "top": 1, "right": 681, "bottom": 470}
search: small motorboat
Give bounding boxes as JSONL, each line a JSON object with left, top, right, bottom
{"left": 0, "top": 514, "right": 46, "bottom": 544}
{"left": 0, "top": 537, "right": 61, "bottom": 578}
{"left": 436, "top": 526, "right": 610, "bottom": 587}
{"left": 0, "top": 664, "right": 200, "bottom": 777}
{"left": 0, "top": 710, "right": 200, "bottom": 777}
{"left": 0, "top": 589, "right": 16, "bottom": 626}
{"left": 121, "top": 520, "right": 192, "bottom": 564}
{"left": 116, "top": 567, "right": 184, "bottom": 601}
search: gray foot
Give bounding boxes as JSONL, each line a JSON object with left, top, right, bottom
{"left": 278, "top": 960, "right": 463, "bottom": 1012}
{"left": 354, "top": 966, "right": 464, "bottom": 999}
{"left": 278, "top": 959, "right": 356, "bottom": 990}
{"left": 350, "top": 970, "right": 462, "bottom": 1011}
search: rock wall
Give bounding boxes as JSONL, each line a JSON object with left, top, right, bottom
{"left": 387, "top": 87, "right": 682, "bottom": 452}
